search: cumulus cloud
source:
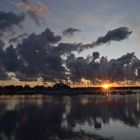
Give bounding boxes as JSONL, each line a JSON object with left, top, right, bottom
{"left": 0, "top": 11, "right": 25, "bottom": 31}
{"left": 59, "top": 27, "right": 132, "bottom": 54}
{"left": 17, "top": 0, "right": 49, "bottom": 25}
{"left": 0, "top": 26, "right": 136, "bottom": 82}
{"left": 14, "top": 28, "right": 64, "bottom": 81}
{"left": 63, "top": 27, "right": 81, "bottom": 36}
{"left": 95, "top": 27, "right": 132, "bottom": 45}
{"left": 0, "top": 39, "right": 5, "bottom": 48}
{"left": 39, "top": 28, "right": 62, "bottom": 44}
{"left": 66, "top": 52, "right": 140, "bottom": 82}
{"left": 92, "top": 52, "right": 100, "bottom": 60}
{"left": 8, "top": 33, "right": 28, "bottom": 44}
{"left": 3, "top": 45, "right": 21, "bottom": 72}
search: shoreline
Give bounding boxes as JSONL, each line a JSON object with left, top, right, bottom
{"left": 0, "top": 86, "right": 140, "bottom": 95}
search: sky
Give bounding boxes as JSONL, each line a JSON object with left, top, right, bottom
{"left": 1, "top": 0, "right": 140, "bottom": 59}
{"left": 0, "top": 0, "right": 140, "bottom": 82}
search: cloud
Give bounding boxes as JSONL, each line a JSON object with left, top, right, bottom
{"left": 0, "top": 27, "right": 136, "bottom": 82}
{"left": 58, "top": 27, "right": 132, "bottom": 54}
{"left": 92, "top": 52, "right": 100, "bottom": 60}
{"left": 17, "top": 0, "right": 49, "bottom": 25}
{"left": 0, "top": 11, "right": 25, "bottom": 31}
{"left": 63, "top": 27, "right": 81, "bottom": 36}
{"left": 95, "top": 27, "right": 132, "bottom": 45}
{"left": 0, "top": 39, "right": 5, "bottom": 48}
{"left": 39, "top": 28, "right": 62, "bottom": 44}
{"left": 3, "top": 45, "right": 21, "bottom": 72}
{"left": 66, "top": 54, "right": 89, "bottom": 81}
{"left": 15, "top": 28, "right": 64, "bottom": 80}
{"left": 8, "top": 33, "right": 28, "bottom": 44}
{"left": 66, "top": 52, "right": 140, "bottom": 82}
{"left": 0, "top": 41, "right": 8, "bottom": 79}
{"left": 0, "top": 28, "right": 63, "bottom": 81}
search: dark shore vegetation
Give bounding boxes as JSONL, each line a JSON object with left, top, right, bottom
{"left": 0, "top": 83, "right": 140, "bottom": 95}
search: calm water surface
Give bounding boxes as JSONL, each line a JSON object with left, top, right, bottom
{"left": 0, "top": 94, "right": 140, "bottom": 140}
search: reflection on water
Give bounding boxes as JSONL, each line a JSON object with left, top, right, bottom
{"left": 0, "top": 94, "right": 140, "bottom": 140}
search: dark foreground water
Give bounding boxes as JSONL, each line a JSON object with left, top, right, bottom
{"left": 0, "top": 94, "right": 140, "bottom": 140}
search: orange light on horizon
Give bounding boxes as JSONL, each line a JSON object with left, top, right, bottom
{"left": 101, "top": 83, "right": 111, "bottom": 90}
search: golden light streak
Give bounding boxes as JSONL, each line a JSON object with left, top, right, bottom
{"left": 101, "top": 82, "right": 111, "bottom": 94}
{"left": 17, "top": 1, "right": 49, "bottom": 17}
{"left": 101, "top": 83, "right": 110, "bottom": 89}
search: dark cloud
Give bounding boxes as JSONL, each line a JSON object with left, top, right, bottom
{"left": 15, "top": 28, "right": 65, "bottom": 81}
{"left": 0, "top": 40, "right": 5, "bottom": 70}
{"left": 96, "top": 27, "right": 132, "bottom": 45}
{"left": 58, "top": 27, "right": 132, "bottom": 54}
{"left": 0, "top": 39, "right": 5, "bottom": 48}
{"left": 66, "top": 54, "right": 89, "bottom": 81}
{"left": 63, "top": 27, "right": 81, "bottom": 36}
{"left": 116, "top": 52, "right": 135, "bottom": 65}
{"left": 8, "top": 33, "right": 28, "bottom": 44}
{"left": 0, "top": 27, "right": 136, "bottom": 82}
{"left": 0, "top": 41, "right": 8, "bottom": 80}
{"left": 66, "top": 52, "right": 140, "bottom": 82}
{"left": 39, "top": 28, "right": 62, "bottom": 44}
{"left": 0, "top": 28, "right": 63, "bottom": 81}
{"left": 53, "top": 42, "right": 95, "bottom": 55}
{"left": 3, "top": 45, "right": 21, "bottom": 72}
{"left": 0, "top": 11, "right": 25, "bottom": 31}
{"left": 92, "top": 52, "right": 100, "bottom": 60}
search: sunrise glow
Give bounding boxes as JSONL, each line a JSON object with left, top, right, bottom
{"left": 101, "top": 83, "right": 111, "bottom": 90}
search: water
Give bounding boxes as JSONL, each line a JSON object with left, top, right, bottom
{"left": 0, "top": 94, "right": 140, "bottom": 140}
